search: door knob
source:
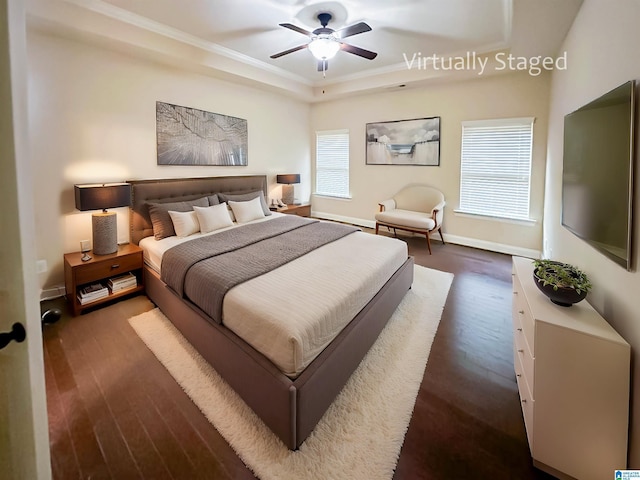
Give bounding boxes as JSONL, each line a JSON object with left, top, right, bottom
{"left": 0, "top": 323, "right": 26, "bottom": 350}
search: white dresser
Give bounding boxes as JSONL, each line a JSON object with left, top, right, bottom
{"left": 511, "top": 256, "right": 630, "bottom": 480}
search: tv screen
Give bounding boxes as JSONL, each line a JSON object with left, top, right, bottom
{"left": 562, "top": 80, "right": 635, "bottom": 270}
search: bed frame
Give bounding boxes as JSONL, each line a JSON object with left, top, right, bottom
{"left": 128, "top": 175, "right": 414, "bottom": 449}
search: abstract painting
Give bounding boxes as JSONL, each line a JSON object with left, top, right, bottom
{"left": 366, "top": 117, "right": 440, "bottom": 166}
{"left": 156, "top": 102, "right": 248, "bottom": 166}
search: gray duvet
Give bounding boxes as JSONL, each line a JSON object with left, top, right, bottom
{"left": 161, "top": 215, "right": 358, "bottom": 323}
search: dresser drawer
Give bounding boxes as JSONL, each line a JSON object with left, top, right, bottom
{"left": 75, "top": 252, "right": 142, "bottom": 285}
{"left": 515, "top": 355, "right": 535, "bottom": 449}
{"left": 513, "top": 324, "right": 535, "bottom": 398}
{"left": 512, "top": 274, "right": 535, "bottom": 353}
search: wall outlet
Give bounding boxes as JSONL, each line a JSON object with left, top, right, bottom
{"left": 36, "top": 259, "right": 48, "bottom": 274}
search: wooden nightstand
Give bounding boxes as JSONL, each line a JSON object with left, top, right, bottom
{"left": 271, "top": 203, "right": 311, "bottom": 217}
{"left": 64, "top": 244, "right": 144, "bottom": 316}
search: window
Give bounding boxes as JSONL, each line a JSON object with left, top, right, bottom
{"left": 458, "top": 117, "right": 534, "bottom": 221}
{"left": 315, "top": 129, "right": 350, "bottom": 198}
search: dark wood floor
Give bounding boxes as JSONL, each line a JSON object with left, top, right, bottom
{"left": 41, "top": 235, "right": 554, "bottom": 479}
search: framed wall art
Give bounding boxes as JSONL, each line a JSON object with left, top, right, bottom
{"left": 366, "top": 116, "right": 440, "bottom": 166}
{"left": 156, "top": 101, "right": 248, "bottom": 166}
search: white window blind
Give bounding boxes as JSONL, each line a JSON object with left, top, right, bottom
{"left": 459, "top": 117, "right": 534, "bottom": 221}
{"left": 316, "top": 129, "right": 350, "bottom": 198}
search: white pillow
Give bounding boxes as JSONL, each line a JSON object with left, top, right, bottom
{"left": 168, "top": 210, "right": 200, "bottom": 237}
{"left": 229, "top": 196, "right": 266, "bottom": 223}
{"left": 194, "top": 203, "right": 234, "bottom": 233}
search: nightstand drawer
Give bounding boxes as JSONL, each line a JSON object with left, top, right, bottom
{"left": 290, "top": 205, "right": 310, "bottom": 216}
{"left": 75, "top": 252, "right": 141, "bottom": 284}
{"left": 276, "top": 203, "right": 311, "bottom": 217}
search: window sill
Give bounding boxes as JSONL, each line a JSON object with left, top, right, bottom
{"left": 453, "top": 210, "right": 537, "bottom": 226}
{"left": 312, "top": 193, "right": 352, "bottom": 200}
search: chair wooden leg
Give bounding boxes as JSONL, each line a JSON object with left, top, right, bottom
{"left": 438, "top": 227, "right": 445, "bottom": 245}
{"left": 426, "top": 233, "right": 432, "bottom": 255}
{"left": 375, "top": 223, "right": 379, "bottom": 235}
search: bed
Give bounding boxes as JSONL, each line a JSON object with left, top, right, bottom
{"left": 128, "top": 175, "right": 414, "bottom": 449}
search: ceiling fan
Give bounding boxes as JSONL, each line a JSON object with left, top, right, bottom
{"left": 270, "top": 12, "right": 377, "bottom": 73}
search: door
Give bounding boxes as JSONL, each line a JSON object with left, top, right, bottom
{"left": 0, "top": 0, "right": 52, "bottom": 478}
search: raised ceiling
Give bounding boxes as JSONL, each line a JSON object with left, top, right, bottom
{"left": 26, "top": 0, "right": 583, "bottom": 101}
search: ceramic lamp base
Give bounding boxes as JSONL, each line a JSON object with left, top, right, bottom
{"left": 92, "top": 211, "right": 117, "bottom": 255}
{"left": 282, "top": 184, "right": 294, "bottom": 205}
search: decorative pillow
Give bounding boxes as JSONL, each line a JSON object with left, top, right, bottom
{"left": 147, "top": 197, "right": 208, "bottom": 240}
{"left": 168, "top": 210, "right": 200, "bottom": 238}
{"left": 207, "top": 194, "right": 220, "bottom": 206}
{"left": 194, "top": 203, "right": 234, "bottom": 234}
{"left": 228, "top": 197, "right": 266, "bottom": 224}
{"left": 218, "top": 191, "right": 271, "bottom": 216}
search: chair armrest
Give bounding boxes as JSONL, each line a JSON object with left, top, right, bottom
{"left": 378, "top": 199, "right": 396, "bottom": 212}
{"left": 430, "top": 200, "right": 445, "bottom": 214}
{"left": 430, "top": 200, "right": 446, "bottom": 226}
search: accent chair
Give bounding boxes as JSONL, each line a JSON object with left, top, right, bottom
{"left": 375, "top": 185, "right": 445, "bottom": 254}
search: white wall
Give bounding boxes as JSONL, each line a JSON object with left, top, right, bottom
{"left": 310, "top": 72, "right": 551, "bottom": 256}
{"left": 27, "top": 30, "right": 311, "bottom": 293}
{"left": 544, "top": 0, "right": 640, "bottom": 466}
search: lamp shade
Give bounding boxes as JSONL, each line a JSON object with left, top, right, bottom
{"left": 74, "top": 183, "right": 131, "bottom": 255}
{"left": 276, "top": 174, "right": 301, "bottom": 185}
{"left": 75, "top": 183, "right": 131, "bottom": 211}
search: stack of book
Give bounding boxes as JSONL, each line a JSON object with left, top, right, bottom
{"left": 108, "top": 272, "right": 137, "bottom": 293}
{"left": 77, "top": 283, "right": 108, "bottom": 305}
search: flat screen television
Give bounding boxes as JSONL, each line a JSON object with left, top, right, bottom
{"left": 562, "top": 80, "right": 636, "bottom": 270}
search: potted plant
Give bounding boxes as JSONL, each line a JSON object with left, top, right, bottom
{"left": 532, "top": 259, "right": 592, "bottom": 307}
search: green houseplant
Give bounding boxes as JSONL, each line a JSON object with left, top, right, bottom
{"left": 532, "top": 259, "right": 592, "bottom": 307}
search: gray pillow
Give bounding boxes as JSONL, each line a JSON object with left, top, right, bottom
{"left": 207, "top": 194, "right": 220, "bottom": 206}
{"left": 147, "top": 197, "right": 209, "bottom": 240}
{"left": 218, "top": 191, "right": 271, "bottom": 216}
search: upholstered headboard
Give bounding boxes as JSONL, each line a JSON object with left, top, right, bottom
{"left": 128, "top": 175, "right": 268, "bottom": 245}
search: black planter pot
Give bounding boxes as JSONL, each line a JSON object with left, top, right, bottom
{"left": 533, "top": 270, "right": 587, "bottom": 307}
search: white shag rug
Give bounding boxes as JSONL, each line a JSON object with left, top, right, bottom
{"left": 129, "top": 264, "right": 453, "bottom": 480}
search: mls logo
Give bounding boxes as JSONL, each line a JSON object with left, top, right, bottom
{"left": 615, "top": 471, "right": 640, "bottom": 479}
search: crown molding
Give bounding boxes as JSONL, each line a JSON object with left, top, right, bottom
{"left": 62, "top": 0, "right": 313, "bottom": 87}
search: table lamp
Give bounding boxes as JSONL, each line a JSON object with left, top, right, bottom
{"left": 74, "top": 183, "right": 131, "bottom": 256}
{"left": 276, "top": 174, "right": 300, "bottom": 205}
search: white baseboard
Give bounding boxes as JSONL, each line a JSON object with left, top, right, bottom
{"left": 312, "top": 211, "right": 541, "bottom": 259}
{"left": 442, "top": 233, "right": 540, "bottom": 259}
{"left": 41, "top": 285, "right": 66, "bottom": 301}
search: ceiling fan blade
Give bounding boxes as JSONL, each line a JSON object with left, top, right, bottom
{"left": 317, "top": 59, "right": 329, "bottom": 72}
{"left": 341, "top": 43, "right": 378, "bottom": 60}
{"left": 270, "top": 44, "right": 308, "bottom": 59}
{"left": 335, "top": 22, "right": 372, "bottom": 39}
{"left": 279, "top": 23, "right": 313, "bottom": 37}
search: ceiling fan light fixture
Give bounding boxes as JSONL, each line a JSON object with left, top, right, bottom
{"left": 308, "top": 35, "right": 340, "bottom": 60}
{"left": 271, "top": 15, "right": 376, "bottom": 71}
